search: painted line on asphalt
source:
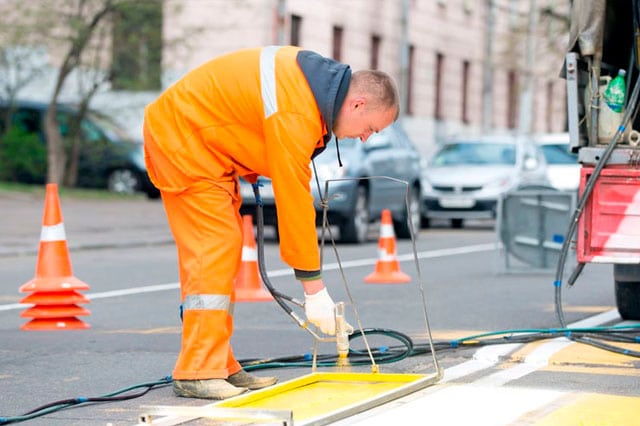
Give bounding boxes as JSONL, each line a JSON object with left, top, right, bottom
{"left": 337, "top": 309, "right": 623, "bottom": 426}
{"left": 449, "top": 309, "right": 621, "bottom": 386}
{"left": 0, "top": 243, "right": 499, "bottom": 312}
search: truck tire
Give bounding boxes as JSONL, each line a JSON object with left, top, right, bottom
{"left": 613, "top": 264, "right": 640, "bottom": 320}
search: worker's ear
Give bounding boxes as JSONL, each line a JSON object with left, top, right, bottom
{"left": 350, "top": 97, "right": 366, "bottom": 111}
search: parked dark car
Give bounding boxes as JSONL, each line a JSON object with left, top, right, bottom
{"left": 0, "top": 99, "right": 159, "bottom": 198}
{"left": 240, "top": 122, "right": 424, "bottom": 243}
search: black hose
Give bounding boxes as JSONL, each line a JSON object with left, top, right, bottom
{"left": 251, "top": 183, "right": 303, "bottom": 324}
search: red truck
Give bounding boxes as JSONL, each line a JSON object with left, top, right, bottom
{"left": 565, "top": 0, "right": 640, "bottom": 320}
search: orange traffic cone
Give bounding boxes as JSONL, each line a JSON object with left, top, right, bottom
{"left": 234, "top": 215, "right": 274, "bottom": 302}
{"left": 18, "top": 184, "right": 90, "bottom": 330}
{"left": 364, "top": 209, "right": 411, "bottom": 284}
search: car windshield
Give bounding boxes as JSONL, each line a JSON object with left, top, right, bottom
{"left": 540, "top": 143, "right": 578, "bottom": 165}
{"left": 430, "top": 142, "right": 516, "bottom": 166}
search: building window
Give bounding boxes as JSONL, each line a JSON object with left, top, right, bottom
{"left": 435, "top": 52, "right": 444, "bottom": 120}
{"left": 332, "top": 26, "right": 343, "bottom": 61}
{"left": 290, "top": 14, "right": 302, "bottom": 46}
{"left": 462, "top": 60, "right": 470, "bottom": 124}
{"left": 111, "top": 0, "right": 162, "bottom": 91}
{"left": 507, "top": 70, "right": 518, "bottom": 129}
{"left": 370, "top": 34, "right": 381, "bottom": 70}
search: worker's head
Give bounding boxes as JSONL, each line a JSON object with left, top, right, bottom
{"left": 333, "top": 70, "right": 399, "bottom": 142}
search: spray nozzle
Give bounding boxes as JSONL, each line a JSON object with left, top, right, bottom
{"left": 335, "top": 301, "right": 354, "bottom": 359}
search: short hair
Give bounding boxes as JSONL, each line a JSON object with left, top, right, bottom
{"left": 350, "top": 70, "right": 399, "bottom": 112}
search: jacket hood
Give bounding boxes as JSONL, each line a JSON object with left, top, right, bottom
{"left": 296, "top": 50, "right": 351, "bottom": 148}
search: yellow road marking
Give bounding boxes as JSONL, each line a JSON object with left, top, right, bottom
{"left": 533, "top": 393, "right": 640, "bottom": 425}
{"left": 543, "top": 364, "right": 640, "bottom": 376}
{"left": 493, "top": 333, "right": 640, "bottom": 374}
{"left": 544, "top": 305, "right": 614, "bottom": 313}
{"left": 550, "top": 340, "right": 640, "bottom": 366}
{"left": 412, "top": 330, "right": 488, "bottom": 340}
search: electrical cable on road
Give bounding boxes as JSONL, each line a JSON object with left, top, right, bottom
{"left": 2, "top": 323, "right": 638, "bottom": 424}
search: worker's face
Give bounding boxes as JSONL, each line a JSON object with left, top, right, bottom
{"left": 333, "top": 98, "right": 397, "bottom": 142}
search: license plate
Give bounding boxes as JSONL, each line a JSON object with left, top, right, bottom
{"left": 439, "top": 196, "right": 475, "bottom": 208}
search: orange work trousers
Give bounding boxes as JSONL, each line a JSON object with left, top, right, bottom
{"left": 144, "top": 124, "right": 243, "bottom": 380}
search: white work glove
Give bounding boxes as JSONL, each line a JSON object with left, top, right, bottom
{"left": 304, "top": 288, "right": 336, "bottom": 335}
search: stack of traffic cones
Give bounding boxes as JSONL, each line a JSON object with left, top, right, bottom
{"left": 234, "top": 215, "right": 274, "bottom": 302}
{"left": 19, "top": 184, "right": 91, "bottom": 330}
{"left": 364, "top": 209, "right": 411, "bottom": 284}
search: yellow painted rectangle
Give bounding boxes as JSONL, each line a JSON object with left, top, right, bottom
{"left": 215, "top": 372, "right": 428, "bottom": 423}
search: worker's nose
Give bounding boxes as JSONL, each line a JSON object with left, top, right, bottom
{"left": 359, "top": 130, "right": 373, "bottom": 142}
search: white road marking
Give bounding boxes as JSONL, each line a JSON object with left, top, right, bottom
{"left": 0, "top": 243, "right": 498, "bottom": 311}
{"left": 334, "top": 309, "right": 622, "bottom": 425}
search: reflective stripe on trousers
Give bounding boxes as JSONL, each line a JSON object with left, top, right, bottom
{"left": 180, "top": 295, "right": 235, "bottom": 321}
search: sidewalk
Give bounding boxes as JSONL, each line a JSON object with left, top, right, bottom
{"left": 0, "top": 188, "right": 173, "bottom": 257}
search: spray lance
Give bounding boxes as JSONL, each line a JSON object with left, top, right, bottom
{"left": 251, "top": 182, "right": 354, "bottom": 363}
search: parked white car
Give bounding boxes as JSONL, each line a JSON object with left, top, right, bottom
{"left": 535, "top": 132, "right": 581, "bottom": 192}
{"left": 421, "top": 134, "right": 550, "bottom": 228}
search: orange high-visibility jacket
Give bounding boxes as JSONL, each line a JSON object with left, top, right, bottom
{"left": 144, "top": 46, "right": 351, "bottom": 277}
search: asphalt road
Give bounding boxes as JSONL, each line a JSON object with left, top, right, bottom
{"left": 0, "top": 188, "right": 638, "bottom": 425}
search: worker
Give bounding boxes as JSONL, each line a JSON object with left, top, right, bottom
{"left": 142, "top": 45, "right": 399, "bottom": 400}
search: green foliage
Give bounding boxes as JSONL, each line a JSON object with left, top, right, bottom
{"left": 111, "top": 0, "right": 163, "bottom": 91}
{"left": 0, "top": 125, "right": 46, "bottom": 183}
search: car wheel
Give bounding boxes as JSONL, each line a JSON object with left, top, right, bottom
{"left": 395, "top": 187, "right": 420, "bottom": 239}
{"left": 451, "top": 218, "right": 464, "bottom": 229}
{"left": 107, "top": 168, "right": 140, "bottom": 195}
{"left": 421, "top": 216, "right": 431, "bottom": 229}
{"left": 613, "top": 264, "right": 640, "bottom": 320}
{"left": 339, "top": 186, "right": 369, "bottom": 243}
{"left": 145, "top": 185, "right": 161, "bottom": 199}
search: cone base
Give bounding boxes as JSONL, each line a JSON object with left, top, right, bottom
{"left": 235, "top": 288, "right": 274, "bottom": 302}
{"left": 19, "top": 276, "right": 90, "bottom": 292}
{"left": 21, "top": 304, "right": 91, "bottom": 318}
{"left": 20, "top": 317, "right": 90, "bottom": 330}
{"left": 364, "top": 271, "right": 411, "bottom": 284}
{"left": 20, "top": 290, "right": 90, "bottom": 305}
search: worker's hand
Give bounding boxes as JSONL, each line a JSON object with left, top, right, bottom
{"left": 304, "top": 288, "right": 336, "bottom": 335}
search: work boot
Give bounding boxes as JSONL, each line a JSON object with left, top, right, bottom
{"left": 173, "top": 379, "right": 248, "bottom": 400}
{"left": 227, "top": 370, "right": 278, "bottom": 390}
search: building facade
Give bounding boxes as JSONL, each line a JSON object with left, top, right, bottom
{"left": 1, "top": 0, "right": 571, "bottom": 157}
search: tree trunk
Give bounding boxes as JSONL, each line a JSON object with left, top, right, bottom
{"left": 64, "top": 133, "right": 81, "bottom": 187}
{"left": 44, "top": 103, "right": 66, "bottom": 184}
